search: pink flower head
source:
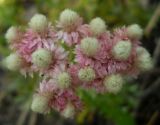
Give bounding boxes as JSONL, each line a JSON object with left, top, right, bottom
{"left": 31, "top": 43, "right": 68, "bottom": 76}
{"left": 109, "top": 27, "right": 141, "bottom": 76}
{"left": 7, "top": 27, "right": 24, "bottom": 50}
{"left": 68, "top": 64, "right": 106, "bottom": 93}
{"left": 56, "top": 24, "right": 91, "bottom": 46}
{"left": 38, "top": 78, "right": 82, "bottom": 113}
{"left": 10, "top": 23, "right": 67, "bottom": 76}
{"left": 113, "top": 26, "right": 140, "bottom": 45}
{"left": 50, "top": 89, "right": 82, "bottom": 112}
{"left": 13, "top": 23, "right": 56, "bottom": 63}
{"left": 75, "top": 32, "right": 112, "bottom": 78}
{"left": 80, "top": 77, "right": 106, "bottom": 93}
{"left": 55, "top": 9, "right": 91, "bottom": 46}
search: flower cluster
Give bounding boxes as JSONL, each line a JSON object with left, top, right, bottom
{"left": 4, "top": 9, "right": 153, "bottom": 118}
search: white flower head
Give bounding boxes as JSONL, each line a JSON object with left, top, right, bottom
{"left": 136, "top": 47, "right": 153, "bottom": 71}
{"left": 78, "top": 67, "right": 96, "bottom": 82}
{"left": 29, "top": 14, "right": 48, "bottom": 32}
{"left": 31, "top": 94, "right": 50, "bottom": 114}
{"left": 89, "top": 17, "right": 106, "bottom": 36}
{"left": 104, "top": 74, "right": 124, "bottom": 94}
{"left": 62, "top": 103, "right": 75, "bottom": 118}
{"left": 5, "top": 26, "right": 18, "bottom": 43}
{"left": 31, "top": 48, "right": 52, "bottom": 68}
{"left": 112, "top": 40, "right": 132, "bottom": 60}
{"left": 59, "top": 9, "right": 80, "bottom": 31}
{"left": 127, "top": 24, "right": 143, "bottom": 39}
{"left": 4, "top": 53, "right": 22, "bottom": 71}
{"left": 80, "top": 37, "right": 100, "bottom": 57}
{"left": 57, "top": 72, "right": 71, "bottom": 89}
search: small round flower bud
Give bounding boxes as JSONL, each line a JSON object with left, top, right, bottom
{"left": 29, "top": 14, "right": 48, "bottom": 32}
{"left": 62, "top": 103, "right": 75, "bottom": 118}
{"left": 31, "top": 94, "right": 50, "bottom": 114}
{"left": 127, "top": 24, "right": 143, "bottom": 39}
{"left": 78, "top": 67, "right": 96, "bottom": 82}
{"left": 4, "top": 53, "right": 22, "bottom": 71}
{"left": 57, "top": 72, "right": 71, "bottom": 89}
{"left": 136, "top": 47, "right": 153, "bottom": 71}
{"left": 60, "top": 9, "right": 79, "bottom": 25}
{"left": 59, "top": 9, "right": 79, "bottom": 28}
{"left": 89, "top": 17, "right": 106, "bottom": 36}
{"left": 5, "top": 26, "right": 18, "bottom": 43}
{"left": 31, "top": 48, "right": 52, "bottom": 68}
{"left": 104, "top": 74, "right": 124, "bottom": 94}
{"left": 80, "top": 37, "right": 100, "bottom": 57}
{"left": 112, "top": 40, "right": 132, "bottom": 60}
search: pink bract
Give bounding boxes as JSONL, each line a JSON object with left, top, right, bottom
{"left": 38, "top": 78, "right": 82, "bottom": 112}
{"left": 56, "top": 22, "right": 92, "bottom": 46}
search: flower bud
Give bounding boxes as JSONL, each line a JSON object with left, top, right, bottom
{"left": 31, "top": 94, "right": 50, "bottom": 114}
{"left": 112, "top": 40, "right": 132, "bottom": 60}
{"left": 5, "top": 26, "right": 18, "bottom": 43}
{"left": 4, "top": 53, "right": 22, "bottom": 71}
{"left": 59, "top": 9, "right": 80, "bottom": 30}
{"left": 136, "top": 47, "right": 153, "bottom": 71}
{"left": 127, "top": 24, "right": 143, "bottom": 39}
{"left": 29, "top": 14, "right": 48, "bottom": 32}
{"left": 104, "top": 74, "right": 124, "bottom": 94}
{"left": 80, "top": 37, "right": 100, "bottom": 57}
{"left": 31, "top": 48, "right": 52, "bottom": 68}
{"left": 62, "top": 103, "right": 75, "bottom": 118}
{"left": 57, "top": 72, "right": 71, "bottom": 89}
{"left": 89, "top": 17, "right": 106, "bottom": 36}
{"left": 78, "top": 67, "right": 95, "bottom": 82}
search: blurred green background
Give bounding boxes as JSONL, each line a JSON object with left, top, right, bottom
{"left": 0, "top": 0, "right": 160, "bottom": 125}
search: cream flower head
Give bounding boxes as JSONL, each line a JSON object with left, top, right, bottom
{"left": 104, "top": 74, "right": 124, "bottom": 94}
{"left": 127, "top": 24, "right": 143, "bottom": 39}
{"left": 78, "top": 67, "right": 96, "bottom": 82}
{"left": 59, "top": 9, "right": 80, "bottom": 31}
{"left": 80, "top": 37, "right": 100, "bottom": 57}
{"left": 136, "top": 47, "right": 153, "bottom": 71}
{"left": 112, "top": 40, "right": 132, "bottom": 60}
{"left": 31, "top": 48, "right": 52, "bottom": 68}
{"left": 31, "top": 94, "right": 50, "bottom": 114}
{"left": 4, "top": 53, "right": 22, "bottom": 71}
{"left": 89, "top": 17, "right": 106, "bottom": 36}
{"left": 5, "top": 26, "right": 18, "bottom": 43}
{"left": 62, "top": 103, "right": 75, "bottom": 118}
{"left": 29, "top": 14, "right": 48, "bottom": 31}
{"left": 57, "top": 72, "right": 71, "bottom": 89}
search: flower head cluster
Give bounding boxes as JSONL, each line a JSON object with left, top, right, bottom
{"left": 4, "top": 9, "right": 153, "bottom": 118}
